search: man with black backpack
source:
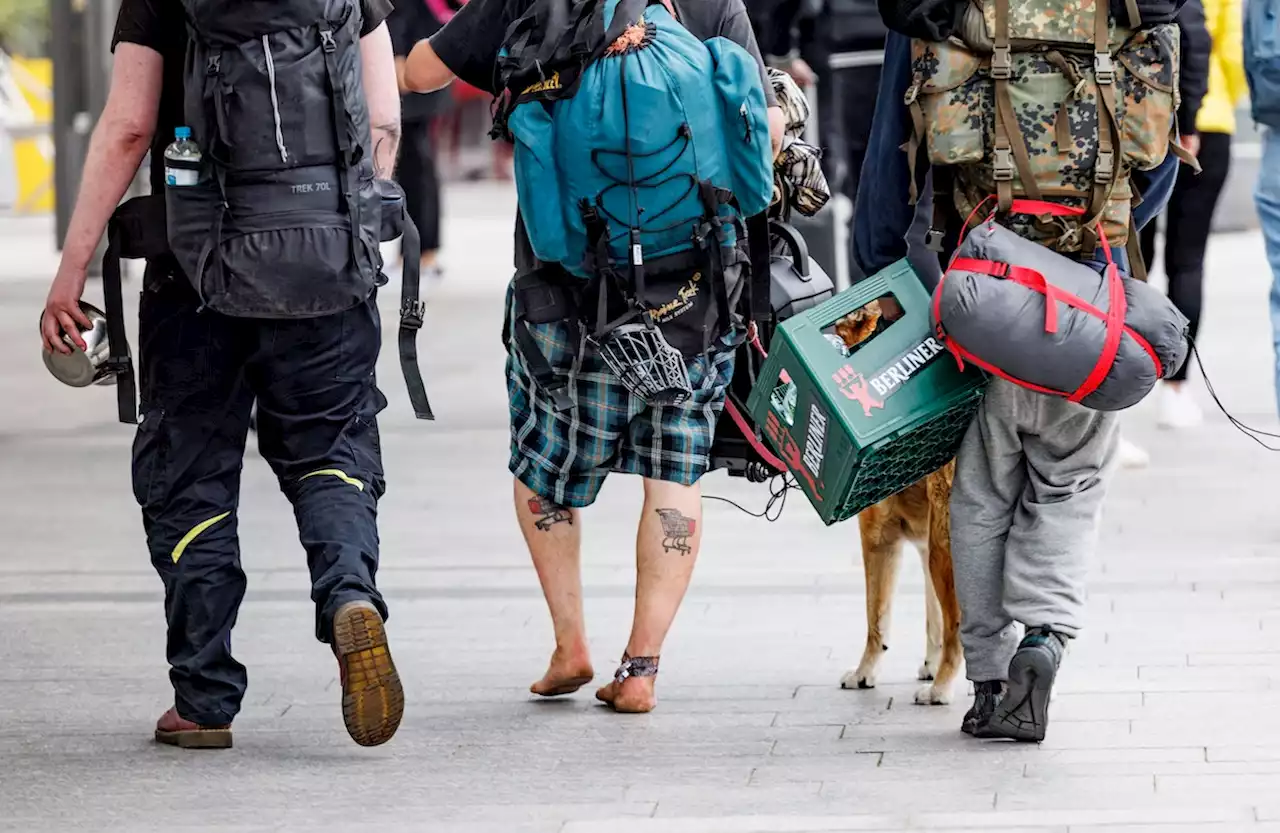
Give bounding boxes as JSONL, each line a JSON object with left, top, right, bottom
{"left": 40, "top": 0, "right": 408, "bottom": 749}
{"left": 405, "top": 0, "right": 783, "bottom": 713}
{"left": 855, "top": 0, "right": 1189, "bottom": 742}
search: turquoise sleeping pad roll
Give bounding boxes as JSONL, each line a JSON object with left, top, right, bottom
{"left": 505, "top": 0, "right": 774, "bottom": 278}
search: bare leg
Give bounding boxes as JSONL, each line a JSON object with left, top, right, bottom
{"left": 513, "top": 479, "right": 594, "bottom": 696}
{"left": 596, "top": 478, "right": 703, "bottom": 713}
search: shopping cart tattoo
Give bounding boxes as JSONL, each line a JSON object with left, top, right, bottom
{"left": 655, "top": 508, "right": 696, "bottom": 555}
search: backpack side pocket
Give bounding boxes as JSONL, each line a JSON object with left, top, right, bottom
{"left": 1117, "top": 23, "right": 1179, "bottom": 172}
{"left": 705, "top": 37, "right": 774, "bottom": 219}
{"left": 911, "top": 38, "right": 989, "bottom": 168}
{"left": 508, "top": 101, "right": 572, "bottom": 269}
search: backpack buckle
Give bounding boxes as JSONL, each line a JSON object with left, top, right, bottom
{"left": 1094, "top": 53, "right": 1114, "bottom": 85}
{"left": 206, "top": 54, "right": 221, "bottom": 76}
{"left": 400, "top": 299, "right": 426, "bottom": 331}
{"left": 993, "top": 148, "right": 1015, "bottom": 182}
{"left": 1094, "top": 149, "right": 1115, "bottom": 183}
{"left": 991, "top": 46, "right": 1012, "bottom": 80}
{"left": 320, "top": 29, "right": 337, "bottom": 53}
{"left": 925, "top": 228, "right": 945, "bottom": 253}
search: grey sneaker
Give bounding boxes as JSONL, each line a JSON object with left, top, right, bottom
{"left": 961, "top": 680, "right": 1006, "bottom": 736}
{"left": 984, "top": 627, "right": 1068, "bottom": 742}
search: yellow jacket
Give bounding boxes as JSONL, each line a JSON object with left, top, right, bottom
{"left": 1197, "top": 0, "right": 1249, "bottom": 134}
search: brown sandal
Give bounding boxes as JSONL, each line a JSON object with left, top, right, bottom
{"left": 154, "top": 707, "right": 233, "bottom": 750}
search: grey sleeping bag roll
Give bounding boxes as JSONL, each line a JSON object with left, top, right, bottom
{"left": 933, "top": 223, "right": 1190, "bottom": 411}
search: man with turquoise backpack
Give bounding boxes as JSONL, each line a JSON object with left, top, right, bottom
{"left": 406, "top": 0, "right": 782, "bottom": 713}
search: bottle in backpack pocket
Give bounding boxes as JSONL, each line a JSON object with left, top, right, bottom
{"left": 164, "top": 127, "right": 201, "bottom": 187}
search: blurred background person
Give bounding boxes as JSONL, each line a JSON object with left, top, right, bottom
{"left": 1140, "top": 0, "right": 1243, "bottom": 430}
{"left": 391, "top": 0, "right": 449, "bottom": 283}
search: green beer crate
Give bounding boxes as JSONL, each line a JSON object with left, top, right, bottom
{"left": 746, "top": 259, "right": 987, "bottom": 525}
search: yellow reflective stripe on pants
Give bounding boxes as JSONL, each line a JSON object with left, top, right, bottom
{"left": 300, "top": 468, "right": 365, "bottom": 492}
{"left": 171, "top": 512, "right": 232, "bottom": 564}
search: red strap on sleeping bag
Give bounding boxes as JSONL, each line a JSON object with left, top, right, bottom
{"left": 949, "top": 258, "right": 1061, "bottom": 334}
{"left": 937, "top": 200, "right": 1145, "bottom": 404}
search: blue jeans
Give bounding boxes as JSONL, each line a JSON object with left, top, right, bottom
{"left": 1257, "top": 127, "right": 1280, "bottom": 416}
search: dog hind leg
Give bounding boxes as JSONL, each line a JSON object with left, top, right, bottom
{"left": 916, "top": 466, "right": 963, "bottom": 706}
{"left": 918, "top": 543, "right": 943, "bottom": 683}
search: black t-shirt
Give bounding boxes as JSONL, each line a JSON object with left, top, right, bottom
{"left": 389, "top": 1, "right": 449, "bottom": 123}
{"left": 111, "top": 0, "right": 394, "bottom": 195}
{"left": 429, "top": 0, "right": 777, "bottom": 271}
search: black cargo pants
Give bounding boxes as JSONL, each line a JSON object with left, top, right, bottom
{"left": 133, "top": 269, "right": 389, "bottom": 727}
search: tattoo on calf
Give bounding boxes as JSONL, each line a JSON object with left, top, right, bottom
{"left": 528, "top": 497, "right": 572, "bottom": 531}
{"left": 655, "top": 508, "right": 696, "bottom": 555}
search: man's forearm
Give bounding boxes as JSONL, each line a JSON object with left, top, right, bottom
{"left": 359, "top": 22, "right": 401, "bottom": 178}
{"left": 404, "top": 40, "right": 456, "bottom": 94}
{"left": 371, "top": 122, "right": 401, "bottom": 179}
{"left": 61, "top": 119, "right": 152, "bottom": 271}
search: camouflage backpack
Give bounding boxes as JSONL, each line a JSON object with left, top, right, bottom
{"left": 904, "top": 0, "right": 1196, "bottom": 275}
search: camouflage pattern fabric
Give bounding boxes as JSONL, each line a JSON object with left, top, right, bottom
{"left": 905, "top": 0, "right": 1181, "bottom": 255}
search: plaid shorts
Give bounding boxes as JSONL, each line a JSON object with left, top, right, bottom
{"left": 506, "top": 309, "right": 737, "bottom": 509}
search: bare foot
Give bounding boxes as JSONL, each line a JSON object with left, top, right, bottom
{"left": 595, "top": 675, "right": 657, "bottom": 713}
{"left": 530, "top": 647, "right": 594, "bottom": 697}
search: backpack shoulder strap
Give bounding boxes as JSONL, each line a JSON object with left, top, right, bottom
{"left": 990, "top": 0, "right": 1041, "bottom": 211}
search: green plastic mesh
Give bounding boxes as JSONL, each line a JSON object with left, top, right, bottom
{"left": 829, "top": 394, "right": 984, "bottom": 523}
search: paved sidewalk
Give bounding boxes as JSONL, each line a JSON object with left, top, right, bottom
{"left": 2, "top": 189, "right": 1280, "bottom": 832}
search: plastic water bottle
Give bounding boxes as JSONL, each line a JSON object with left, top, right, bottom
{"left": 164, "top": 127, "right": 201, "bottom": 187}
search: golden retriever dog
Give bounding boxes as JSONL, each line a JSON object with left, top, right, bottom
{"left": 831, "top": 301, "right": 963, "bottom": 706}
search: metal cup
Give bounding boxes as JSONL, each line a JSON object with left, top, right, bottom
{"left": 41, "top": 300, "right": 118, "bottom": 388}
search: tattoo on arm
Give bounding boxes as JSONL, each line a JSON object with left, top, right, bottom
{"left": 371, "top": 121, "right": 402, "bottom": 178}
{"left": 655, "top": 508, "right": 695, "bottom": 555}
{"left": 529, "top": 497, "right": 573, "bottom": 531}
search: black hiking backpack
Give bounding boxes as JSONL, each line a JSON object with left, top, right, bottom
{"left": 165, "top": 0, "right": 433, "bottom": 419}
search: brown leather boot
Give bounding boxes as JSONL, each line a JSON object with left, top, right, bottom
{"left": 333, "top": 600, "right": 404, "bottom": 747}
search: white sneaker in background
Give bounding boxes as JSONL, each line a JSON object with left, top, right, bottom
{"left": 1158, "top": 383, "right": 1204, "bottom": 430}
{"left": 1117, "top": 436, "right": 1150, "bottom": 470}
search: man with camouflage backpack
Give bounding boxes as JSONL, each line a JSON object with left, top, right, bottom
{"left": 854, "top": 0, "right": 1191, "bottom": 741}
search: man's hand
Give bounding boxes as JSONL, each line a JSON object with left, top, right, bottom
{"left": 42, "top": 262, "right": 93, "bottom": 354}
{"left": 768, "top": 106, "right": 786, "bottom": 160}
{"left": 1178, "top": 132, "right": 1201, "bottom": 158}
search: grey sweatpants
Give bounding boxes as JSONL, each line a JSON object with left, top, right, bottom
{"left": 950, "top": 379, "right": 1120, "bottom": 683}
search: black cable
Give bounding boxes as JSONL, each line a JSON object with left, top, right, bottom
{"left": 703, "top": 474, "right": 796, "bottom": 522}
{"left": 1191, "top": 339, "right": 1280, "bottom": 450}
